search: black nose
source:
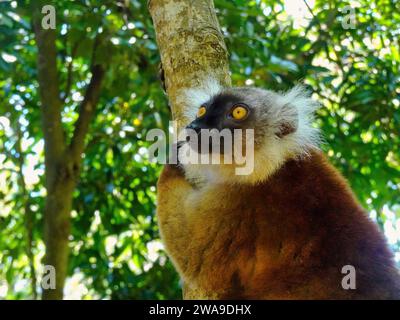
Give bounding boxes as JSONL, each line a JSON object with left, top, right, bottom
{"left": 186, "top": 122, "right": 201, "bottom": 134}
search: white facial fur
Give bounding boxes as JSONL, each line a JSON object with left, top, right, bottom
{"left": 177, "top": 79, "right": 321, "bottom": 186}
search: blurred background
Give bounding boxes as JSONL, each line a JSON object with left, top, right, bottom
{"left": 0, "top": 0, "right": 399, "bottom": 299}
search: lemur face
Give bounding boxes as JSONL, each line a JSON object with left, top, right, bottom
{"left": 185, "top": 91, "right": 256, "bottom": 154}
{"left": 180, "top": 83, "right": 320, "bottom": 182}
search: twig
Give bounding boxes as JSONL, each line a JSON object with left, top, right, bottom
{"left": 15, "top": 121, "right": 37, "bottom": 300}
{"left": 61, "top": 40, "right": 81, "bottom": 103}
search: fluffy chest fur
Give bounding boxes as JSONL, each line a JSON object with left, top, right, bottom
{"left": 157, "top": 152, "right": 400, "bottom": 299}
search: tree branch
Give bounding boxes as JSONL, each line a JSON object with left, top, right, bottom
{"left": 69, "top": 64, "right": 105, "bottom": 162}
{"left": 69, "top": 32, "right": 106, "bottom": 162}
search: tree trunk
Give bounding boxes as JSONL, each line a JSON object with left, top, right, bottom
{"left": 42, "top": 172, "right": 75, "bottom": 300}
{"left": 148, "top": 0, "right": 231, "bottom": 129}
{"left": 32, "top": 1, "right": 105, "bottom": 299}
{"left": 148, "top": 0, "right": 231, "bottom": 299}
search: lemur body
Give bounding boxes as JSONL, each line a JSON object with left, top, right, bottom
{"left": 157, "top": 81, "right": 400, "bottom": 299}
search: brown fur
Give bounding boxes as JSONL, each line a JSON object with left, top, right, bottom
{"left": 157, "top": 151, "right": 400, "bottom": 299}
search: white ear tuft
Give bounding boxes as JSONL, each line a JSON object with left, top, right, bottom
{"left": 278, "top": 85, "right": 320, "bottom": 115}
{"left": 276, "top": 84, "right": 322, "bottom": 153}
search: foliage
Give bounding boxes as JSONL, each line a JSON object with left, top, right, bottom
{"left": 0, "top": 0, "right": 399, "bottom": 299}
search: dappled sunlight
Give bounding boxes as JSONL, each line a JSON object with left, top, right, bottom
{"left": 0, "top": 0, "right": 399, "bottom": 300}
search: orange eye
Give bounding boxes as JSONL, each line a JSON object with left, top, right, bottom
{"left": 197, "top": 106, "right": 206, "bottom": 118}
{"left": 231, "top": 105, "right": 248, "bottom": 120}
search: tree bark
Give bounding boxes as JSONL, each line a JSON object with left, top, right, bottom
{"left": 148, "top": 0, "right": 230, "bottom": 129}
{"left": 32, "top": 1, "right": 105, "bottom": 299}
{"left": 148, "top": 0, "right": 231, "bottom": 299}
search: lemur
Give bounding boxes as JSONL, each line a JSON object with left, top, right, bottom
{"left": 157, "top": 80, "right": 400, "bottom": 299}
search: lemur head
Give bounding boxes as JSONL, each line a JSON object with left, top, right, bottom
{"left": 177, "top": 79, "right": 321, "bottom": 185}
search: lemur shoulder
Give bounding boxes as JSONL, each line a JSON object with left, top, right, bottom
{"left": 157, "top": 80, "right": 400, "bottom": 299}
